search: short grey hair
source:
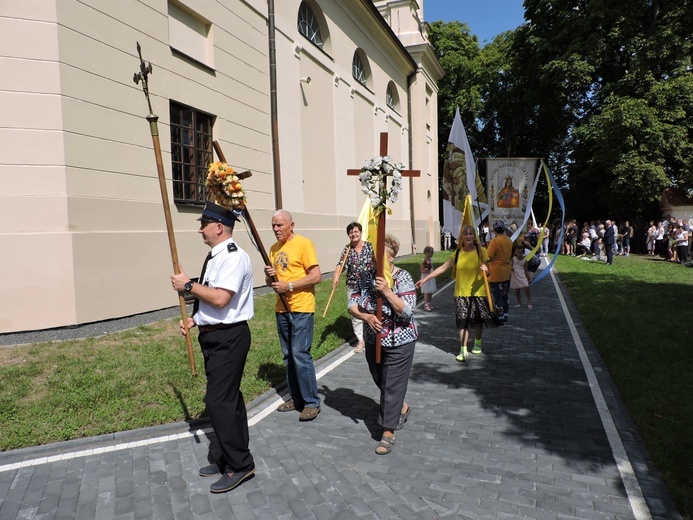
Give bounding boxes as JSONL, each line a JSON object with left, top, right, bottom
{"left": 273, "top": 209, "right": 293, "bottom": 222}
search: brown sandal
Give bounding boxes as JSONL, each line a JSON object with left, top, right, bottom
{"left": 276, "top": 399, "right": 296, "bottom": 412}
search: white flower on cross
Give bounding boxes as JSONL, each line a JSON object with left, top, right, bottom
{"left": 359, "top": 155, "right": 405, "bottom": 209}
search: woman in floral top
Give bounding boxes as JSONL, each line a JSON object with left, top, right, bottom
{"left": 348, "top": 234, "right": 417, "bottom": 455}
{"left": 332, "top": 222, "right": 375, "bottom": 352}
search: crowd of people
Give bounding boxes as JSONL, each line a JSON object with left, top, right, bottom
{"left": 554, "top": 217, "right": 690, "bottom": 265}
{"left": 645, "top": 217, "right": 690, "bottom": 263}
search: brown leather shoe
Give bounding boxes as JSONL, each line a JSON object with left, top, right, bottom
{"left": 298, "top": 406, "right": 320, "bottom": 421}
{"left": 277, "top": 399, "right": 296, "bottom": 412}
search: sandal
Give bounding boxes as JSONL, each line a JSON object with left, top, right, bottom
{"left": 375, "top": 435, "right": 395, "bottom": 455}
{"left": 396, "top": 406, "right": 411, "bottom": 430}
{"left": 354, "top": 340, "right": 365, "bottom": 353}
{"left": 276, "top": 399, "right": 297, "bottom": 412}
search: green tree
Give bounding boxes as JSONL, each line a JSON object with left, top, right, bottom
{"left": 427, "top": 21, "right": 483, "bottom": 150}
{"left": 429, "top": 1, "right": 693, "bottom": 221}
{"left": 517, "top": 0, "right": 693, "bottom": 220}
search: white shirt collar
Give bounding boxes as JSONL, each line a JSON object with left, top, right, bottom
{"left": 210, "top": 237, "right": 235, "bottom": 258}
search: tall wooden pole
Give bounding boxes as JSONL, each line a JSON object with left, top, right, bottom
{"left": 134, "top": 43, "right": 196, "bottom": 376}
{"left": 373, "top": 134, "right": 388, "bottom": 363}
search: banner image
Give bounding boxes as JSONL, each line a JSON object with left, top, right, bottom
{"left": 486, "top": 158, "right": 537, "bottom": 233}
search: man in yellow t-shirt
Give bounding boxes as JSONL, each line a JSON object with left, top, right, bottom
{"left": 264, "top": 210, "right": 322, "bottom": 422}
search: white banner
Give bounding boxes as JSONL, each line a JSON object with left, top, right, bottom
{"left": 442, "top": 108, "right": 489, "bottom": 237}
{"left": 486, "top": 158, "right": 538, "bottom": 234}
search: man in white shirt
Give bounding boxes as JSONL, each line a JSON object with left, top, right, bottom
{"left": 171, "top": 201, "right": 255, "bottom": 493}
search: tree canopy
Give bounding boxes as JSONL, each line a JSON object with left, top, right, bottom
{"left": 428, "top": 0, "right": 693, "bottom": 222}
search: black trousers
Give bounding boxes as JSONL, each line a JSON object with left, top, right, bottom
{"left": 678, "top": 244, "right": 689, "bottom": 263}
{"left": 365, "top": 340, "right": 416, "bottom": 430}
{"left": 199, "top": 322, "right": 254, "bottom": 473}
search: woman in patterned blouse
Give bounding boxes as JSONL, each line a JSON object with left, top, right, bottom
{"left": 332, "top": 222, "right": 376, "bottom": 352}
{"left": 347, "top": 234, "right": 417, "bottom": 455}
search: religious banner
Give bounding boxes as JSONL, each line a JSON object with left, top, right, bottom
{"left": 486, "top": 158, "right": 538, "bottom": 233}
{"left": 442, "top": 109, "right": 489, "bottom": 239}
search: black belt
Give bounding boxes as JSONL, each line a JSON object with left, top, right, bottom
{"left": 198, "top": 321, "right": 246, "bottom": 334}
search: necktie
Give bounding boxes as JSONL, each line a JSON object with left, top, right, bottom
{"left": 192, "top": 252, "right": 212, "bottom": 317}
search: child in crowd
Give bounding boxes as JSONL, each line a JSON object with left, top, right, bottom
{"left": 420, "top": 246, "right": 437, "bottom": 311}
{"left": 510, "top": 245, "right": 532, "bottom": 309}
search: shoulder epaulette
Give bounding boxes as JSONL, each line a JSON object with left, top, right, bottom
{"left": 227, "top": 242, "right": 238, "bottom": 252}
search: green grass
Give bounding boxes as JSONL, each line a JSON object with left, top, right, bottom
{"left": 553, "top": 253, "right": 693, "bottom": 519}
{"left": 0, "top": 278, "right": 353, "bottom": 451}
{"left": 396, "top": 250, "right": 454, "bottom": 286}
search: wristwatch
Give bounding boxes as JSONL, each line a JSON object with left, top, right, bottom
{"left": 288, "top": 282, "right": 294, "bottom": 292}
{"left": 184, "top": 280, "right": 194, "bottom": 292}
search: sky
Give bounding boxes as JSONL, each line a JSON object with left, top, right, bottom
{"left": 422, "top": 0, "right": 526, "bottom": 45}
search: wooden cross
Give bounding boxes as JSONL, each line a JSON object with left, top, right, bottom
{"left": 212, "top": 141, "right": 290, "bottom": 313}
{"left": 347, "top": 132, "right": 420, "bottom": 363}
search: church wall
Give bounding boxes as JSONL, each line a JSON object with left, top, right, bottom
{"left": 1, "top": 0, "right": 440, "bottom": 332}
{"left": 0, "top": 3, "right": 78, "bottom": 332}
{"left": 1, "top": 0, "right": 276, "bottom": 332}
{"left": 273, "top": 0, "right": 421, "bottom": 262}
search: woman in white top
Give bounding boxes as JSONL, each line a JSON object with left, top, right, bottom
{"left": 646, "top": 221, "right": 656, "bottom": 256}
{"left": 654, "top": 222, "right": 665, "bottom": 256}
{"left": 675, "top": 225, "right": 689, "bottom": 263}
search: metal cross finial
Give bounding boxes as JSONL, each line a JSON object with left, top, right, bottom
{"left": 133, "top": 42, "right": 155, "bottom": 116}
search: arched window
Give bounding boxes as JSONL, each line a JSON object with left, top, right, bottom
{"left": 297, "top": 1, "right": 323, "bottom": 48}
{"left": 352, "top": 52, "right": 367, "bottom": 86}
{"left": 386, "top": 83, "right": 399, "bottom": 110}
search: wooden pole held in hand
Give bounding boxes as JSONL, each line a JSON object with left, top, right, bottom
{"left": 482, "top": 269, "right": 494, "bottom": 312}
{"left": 134, "top": 43, "right": 196, "bottom": 376}
{"left": 322, "top": 245, "right": 350, "bottom": 318}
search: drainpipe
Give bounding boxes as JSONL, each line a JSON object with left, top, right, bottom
{"left": 268, "top": 0, "right": 283, "bottom": 208}
{"left": 407, "top": 68, "right": 418, "bottom": 252}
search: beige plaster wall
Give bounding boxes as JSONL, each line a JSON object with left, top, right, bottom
{"left": 0, "top": 3, "right": 76, "bottom": 332}
{"left": 2, "top": 0, "right": 440, "bottom": 332}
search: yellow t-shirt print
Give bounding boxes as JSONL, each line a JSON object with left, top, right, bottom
{"left": 269, "top": 235, "right": 319, "bottom": 313}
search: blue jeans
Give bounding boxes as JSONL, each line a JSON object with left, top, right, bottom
{"left": 275, "top": 312, "right": 320, "bottom": 408}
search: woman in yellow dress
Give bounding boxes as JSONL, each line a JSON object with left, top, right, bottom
{"left": 416, "top": 225, "right": 494, "bottom": 362}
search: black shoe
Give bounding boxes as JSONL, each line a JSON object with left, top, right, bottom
{"left": 209, "top": 467, "right": 255, "bottom": 493}
{"left": 199, "top": 462, "right": 222, "bottom": 478}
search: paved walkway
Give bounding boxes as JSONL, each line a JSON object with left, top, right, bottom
{"left": 0, "top": 264, "right": 681, "bottom": 519}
